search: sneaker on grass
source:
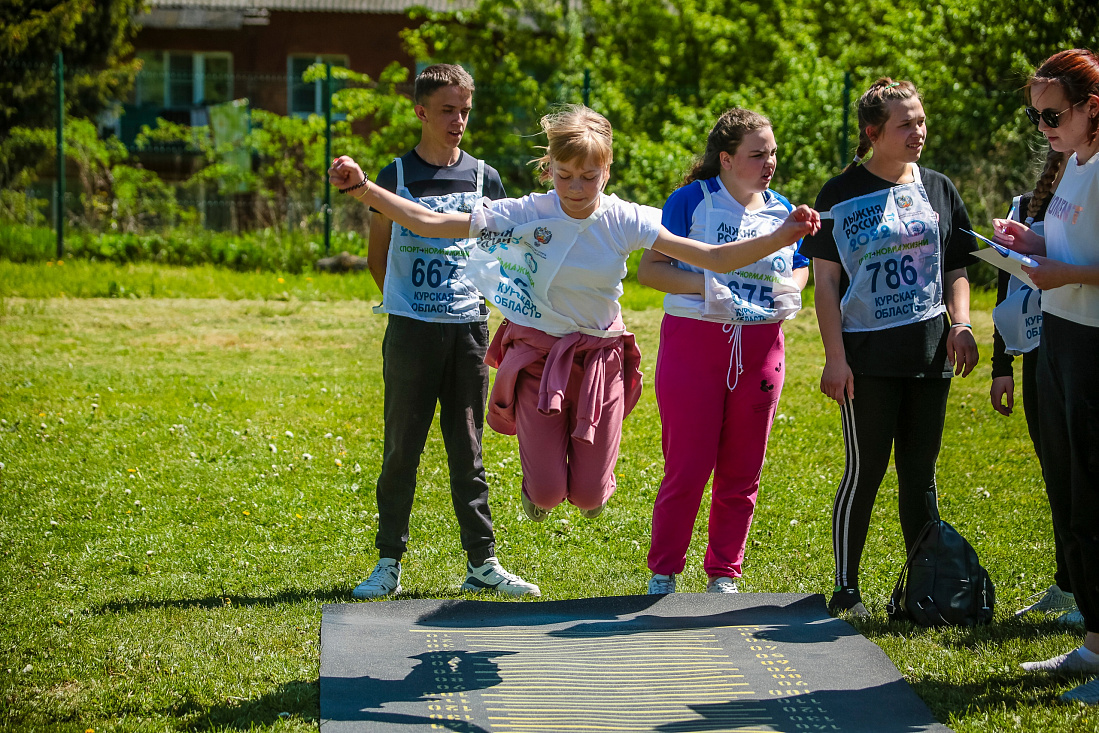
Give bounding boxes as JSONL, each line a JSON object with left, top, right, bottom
{"left": 1058, "top": 609, "right": 1086, "bottom": 628}
{"left": 352, "top": 558, "right": 401, "bottom": 599}
{"left": 578, "top": 501, "right": 607, "bottom": 519}
{"left": 648, "top": 573, "right": 676, "bottom": 595}
{"left": 828, "top": 587, "right": 869, "bottom": 618}
{"left": 521, "top": 492, "right": 551, "bottom": 522}
{"left": 1020, "top": 648, "right": 1099, "bottom": 676}
{"left": 707, "top": 577, "right": 739, "bottom": 593}
{"left": 1061, "top": 676, "right": 1099, "bottom": 705}
{"left": 1016, "top": 584, "right": 1076, "bottom": 617}
{"left": 461, "top": 557, "right": 541, "bottom": 597}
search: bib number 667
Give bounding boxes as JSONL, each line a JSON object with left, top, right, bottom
{"left": 865, "top": 255, "right": 918, "bottom": 293}
{"left": 412, "top": 258, "right": 459, "bottom": 288}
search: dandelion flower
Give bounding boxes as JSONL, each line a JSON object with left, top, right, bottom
{"left": 243, "top": 510, "right": 250, "bottom": 516}
{"left": 335, "top": 459, "right": 343, "bottom": 467}
{"left": 277, "top": 277, "right": 285, "bottom": 284}
{"left": 127, "top": 468, "right": 136, "bottom": 473}
{"left": 295, "top": 513, "right": 303, "bottom": 519}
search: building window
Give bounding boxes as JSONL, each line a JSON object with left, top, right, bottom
{"left": 135, "top": 51, "right": 233, "bottom": 108}
{"left": 288, "top": 55, "right": 348, "bottom": 117}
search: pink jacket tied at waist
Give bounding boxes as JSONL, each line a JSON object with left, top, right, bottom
{"left": 485, "top": 320, "right": 644, "bottom": 444}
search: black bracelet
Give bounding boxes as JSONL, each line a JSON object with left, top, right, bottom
{"left": 339, "top": 177, "right": 368, "bottom": 194}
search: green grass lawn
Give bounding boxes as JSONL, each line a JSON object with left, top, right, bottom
{"left": 1, "top": 261, "right": 1096, "bottom": 732}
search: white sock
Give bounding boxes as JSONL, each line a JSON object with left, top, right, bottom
{"left": 1076, "top": 645, "right": 1099, "bottom": 664}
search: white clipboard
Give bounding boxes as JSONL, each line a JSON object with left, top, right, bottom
{"left": 963, "top": 229, "right": 1038, "bottom": 289}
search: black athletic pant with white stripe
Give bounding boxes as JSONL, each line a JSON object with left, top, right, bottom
{"left": 832, "top": 375, "right": 951, "bottom": 589}
{"left": 1037, "top": 313, "right": 1099, "bottom": 634}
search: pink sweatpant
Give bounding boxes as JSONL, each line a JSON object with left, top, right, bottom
{"left": 515, "top": 348, "right": 625, "bottom": 512}
{"left": 647, "top": 315, "right": 785, "bottom": 578}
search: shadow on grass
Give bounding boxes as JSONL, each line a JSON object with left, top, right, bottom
{"left": 848, "top": 615, "right": 1076, "bottom": 649}
{"left": 185, "top": 679, "right": 318, "bottom": 731}
{"left": 911, "top": 674, "right": 1073, "bottom": 721}
{"left": 94, "top": 586, "right": 506, "bottom": 615}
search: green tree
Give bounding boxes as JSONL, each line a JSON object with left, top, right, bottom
{"left": 0, "top": 0, "right": 142, "bottom": 135}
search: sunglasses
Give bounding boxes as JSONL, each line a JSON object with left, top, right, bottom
{"left": 1024, "top": 103, "right": 1080, "bottom": 129}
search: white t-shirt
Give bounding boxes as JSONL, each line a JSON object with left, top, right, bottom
{"left": 1043, "top": 152, "right": 1099, "bottom": 327}
{"left": 469, "top": 191, "right": 662, "bottom": 333}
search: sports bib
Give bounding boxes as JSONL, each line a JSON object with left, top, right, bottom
{"left": 375, "top": 157, "right": 487, "bottom": 323}
{"left": 697, "top": 183, "right": 802, "bottom": 324}
{"left": 466, "top": 198, "right": 624, "bottom": 337}
{"left": 827, "top": 166, "right": 944, "bottom": 332}
{"left": 992, "top": 203, "right": 1043, "bottom": 355}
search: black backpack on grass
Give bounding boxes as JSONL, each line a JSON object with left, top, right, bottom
{"left": 886, "top": 493, "right": 995, "bottom": 627}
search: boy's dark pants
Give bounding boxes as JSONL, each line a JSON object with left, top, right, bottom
{"left": 374, "top": 315, "right": 496, "bottom": 567}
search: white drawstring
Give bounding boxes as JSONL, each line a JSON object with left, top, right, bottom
{"left": 723, "top": 323, "right": 743, "bottom": 391}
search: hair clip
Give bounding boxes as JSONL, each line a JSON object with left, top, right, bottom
{"left": 886, "top": 81, "right": 900, "bottom": 88}
{"left": 852, "top": 154, "right": 863, "bottom": 164}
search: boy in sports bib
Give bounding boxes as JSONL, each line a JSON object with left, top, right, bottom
{"left": 331, "top": 104, "right": 820, "bottom": 534}
{"left": 996, "top": 49, "right": 1099, "bottom": 704}
{"left": 352, "top": 64, "right": 539, "bottom": 600}
{"left": 800, "top": 78, "right": 978, "bottom": 618}
{"left": 639, "top": 109, "right": 809, "bottom": 595}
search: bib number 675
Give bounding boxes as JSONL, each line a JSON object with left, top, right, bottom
{"left": 865, "top": 255, "right": 918, "bottom": 293}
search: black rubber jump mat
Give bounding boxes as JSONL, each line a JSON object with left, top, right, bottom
{"left": 320, "top": 592, "right": 950, "bottom": 733}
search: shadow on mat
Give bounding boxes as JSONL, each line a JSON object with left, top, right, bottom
{"left": 322, "top": 650, "right": 515, "bottom": 732}
{"left": 653, "top": 681, "right": 944, "bottom": 732}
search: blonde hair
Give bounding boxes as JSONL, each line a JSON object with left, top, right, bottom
{"left": 844, "top": 77, "right": 922, "bottom": 173}
{"left": 534, "top": 105, "right": 614, "bottom": 184}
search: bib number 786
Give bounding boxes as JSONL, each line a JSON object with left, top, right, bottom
{"left": 865, "top": 255, "right": 918, "bottom": 293}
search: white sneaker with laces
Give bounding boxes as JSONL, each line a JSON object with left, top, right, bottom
{"left": 1020, "top": 648, "right": 1099, "bottom": 676}
{"left": 1058, "top": 609, "right": 1086, "bottom": 628}
{"left": 707, "top": 577, "right": 739, "bottom": 593}
{"left": 1061, "top": 676, "right": 1099, "bottom": 704}
{"left": 352, "top": 558, "right": 402, "bottom": 599}
{"left": 461, "top": 557, "right": 541, "bottom": 597}
{"left": 1016, "top": 584, "right": 1076, "bottom": 617}
{"left": 648, "top": 573, "right": 676, "bottom": 595}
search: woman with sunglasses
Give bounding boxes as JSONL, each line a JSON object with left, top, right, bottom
{"left": 799, "top": 77, "right": 978, "bottom": 617}
{"left": 995, "top": 48, "right": 1099, "bottom": 705}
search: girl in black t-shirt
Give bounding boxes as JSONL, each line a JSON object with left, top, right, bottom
{"left": 799, "top": 78, "right": 978, "bottom": 616}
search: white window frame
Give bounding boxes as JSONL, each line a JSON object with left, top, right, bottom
{"left": 287, "top": 54, "right": 349, "bottom": 118}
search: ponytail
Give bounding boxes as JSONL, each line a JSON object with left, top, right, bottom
{"left": 1028, "top": 147, "right": 1066, "bottom": 223}
{"left": 842, "top": 77, "right": 921, "bottom": 173}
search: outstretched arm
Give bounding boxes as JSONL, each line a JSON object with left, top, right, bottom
{"left": 329, "top": 156, "right": 471, "bottom": 240}
{"left": 651, "top": 205, "right": 820, "bottom": 274}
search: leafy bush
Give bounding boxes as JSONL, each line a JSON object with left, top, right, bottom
{"left": 0, "top": 223, "right": 365, "bottom": 274}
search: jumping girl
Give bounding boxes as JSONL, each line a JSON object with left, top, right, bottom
{"left": 996, "top": 48, "right": 1099, "bottom": 705}
{"left": 799, "top": 78, "right": 979, "bottom": 617}
{"left": 329, "top": 105, "right": 820, "bottom": 526}
{"left": 639, "top": 108, "right": 809, "bottom": 595}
